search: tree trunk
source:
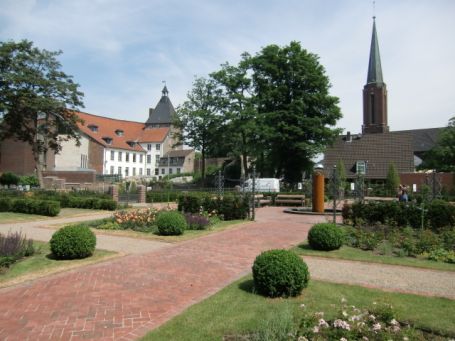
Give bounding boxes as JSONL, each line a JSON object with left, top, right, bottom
{"left": 201, "top": 148, "right": 206, "bottom": 187}
{"left": 33, "top": 148, "right": 44, "bottom": 188}
{"left": 241, "top": 131, "right": 248, "bottom": 178}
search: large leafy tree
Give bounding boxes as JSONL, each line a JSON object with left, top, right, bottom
{"left": 0, "top": 40, "right": 84, "bottom": 186}
{"left": 174, "top": 77, "right": 224, "bottom": 183}
{"left": 211, "top": 56, "right": 257, "bottom": 178}
{"left": 249, "top": 41, "right": 342, "bottom": 183}
{"left": 419, "top": 116, "right": 455, "bottom": 172}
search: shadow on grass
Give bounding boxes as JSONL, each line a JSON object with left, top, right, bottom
{"left": 238, "top": 279, "right": 257, "bottom": 295}
{"left": 297, "top": 243, "right": 313, "bottom": 251}
{"left": 45, "top": 253, "right": 93, "bottom": 261}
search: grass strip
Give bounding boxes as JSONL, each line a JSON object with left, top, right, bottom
{"left": 293, "top": 244, "right": 455, "bottom": 272}
{"left": 144, "top": 276, "right": 455, "bottom": 340}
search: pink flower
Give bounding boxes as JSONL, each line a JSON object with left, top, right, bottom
{"left": 318, "top": 319, "right": 329, "bottom": 328}
{"left": 372, "top": 323, "right": 382, "bottom": 331}
{"left": 333, "top": 319, "right": 351, "bottom": 330}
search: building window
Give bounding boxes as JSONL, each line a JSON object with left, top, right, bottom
{"left": 110, "top": 166, "right": 114, "bottom": 174}
{"left": 169, "top": 168, "right": 173, "bottom": 175}
{"left": 155, "top": 155, "right": 160, "bottom": 164}
{"left": 115, "top": 129, "right": 124, "bottom": 136}
{"left": 118, "top": 166, "right": 122, "bottom": 175}
{"left": 147, "top": 168, "right": 151, "bottom": 176}
{"left": 147, "top": 155, "right": 151, "bottom": 164}
{"left": 133, "top": 153, "right": 136, "bottom": 163}
{"left": 161, "top": 168, "right": 165, "bottom": 175}
{"left": 110, "top": 150, "right": 115, "bottom": 161}
{"left": 80, "top": 154, "right": 88, "bottom": 168}
{"left": 132, "top": 167, "right": 136, "bottom": 176}
{"left": 139, "top": 168, "right": 143, "bottom": 176}
{"left": 140, "top": 154, "right": 143, "bottom": 163}
{"left": 118, "top": 151, "right": 122, "bottom": 161}
{"left": 88, "top": 125, "right": 98, "bottom": 132}
{"left": 102, "top": 137, "right": 112, "bottom": 145}
{"left": 155, "top": 168, "right": 159, "bottom": 175}
{"left": 125, "top": 167, "right": 129, "bottom": 176}
{"left": 356, "top": 160, "right": 367, "bottom": 175}
{"left": 155, "top": 144, "right": 160, "bottom": 151}
{"left": 126, "top": 153, "right": 130, "bottom": 162}
{"left": 177, "top": 168, "right": 181, "bottom": 174}
{"left": 147, "top": 144, "right": 152, "bottom": 151}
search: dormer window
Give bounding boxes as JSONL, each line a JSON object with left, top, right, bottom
{"left": 88, "top": 124, "right": 98, "bottom": 132}
{"left": 115, "top": 129, "right": 124, "bottom": 136}
{"left": 127, "top": 141, "right": 136, "bottom": 148}
{"left": 102, "top": 137, "right": 112, "bottom": 145}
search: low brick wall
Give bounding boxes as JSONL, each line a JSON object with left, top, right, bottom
{"left": 43, "top": 170, "right": 96, "bottom": 184}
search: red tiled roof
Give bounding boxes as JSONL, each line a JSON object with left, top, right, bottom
{"left": 76, "top": 112, "right": 169, "bottom": 152}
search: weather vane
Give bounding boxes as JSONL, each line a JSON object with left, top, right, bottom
{"left": 373, "top": 0, "right": 376, "bottom": 19}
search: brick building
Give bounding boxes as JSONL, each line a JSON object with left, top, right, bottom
{"left": 0, "top": 87, "right": 194, "bottom": 181}
{"left": 323, "top": 17, "right": 445, "bottom": 186}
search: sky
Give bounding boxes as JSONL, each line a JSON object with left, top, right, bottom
{"left": 1, "top": 0, "right": 454, "bottom": 134}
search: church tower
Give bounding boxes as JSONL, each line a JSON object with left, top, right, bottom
{"left": 362, "top": 17, "right": 389, "bottom": 134}
{"left": 145, "top": 85, "right": 176, "bottom": 129}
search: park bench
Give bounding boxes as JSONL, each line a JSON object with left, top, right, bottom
{"left": 254, "top": 194, "right": 271, "bottom": 207}
{"left": 275, "top": 194, "right": 305, "bottom": 206}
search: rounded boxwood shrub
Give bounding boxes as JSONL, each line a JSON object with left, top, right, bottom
{"left": 252, "top": 249, "right": 310, "bottom": 297}
{"left": 50, "top": 225, "right": 96, "bottom": 259}
{"left": 156, "top": 211, "right": 187, "bottom": 235}
{"left": 308, "top": 223, "right": 344, "bottom": 251}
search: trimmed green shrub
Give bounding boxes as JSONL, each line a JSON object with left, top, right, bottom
{"left": 0, "top": 198, "right": 12, "bottom": 212}
{"left": 147, "top": 191, "right": 180, "bottom": 203}
{"left": 0, "top": 198, "right": 60, "bottom": 216}
{"left": 50, "top": 225, "right": 96, "bottom": 259}
{"left": 308, "top": 223, "right": 344, "bottom": 251}
{"left": 0, "top": 172, "right": 20, "bottom": 186}
{"left": 252, "top": 249, "right": 310, "bottom": 297}
{"left": 427, "top": 200, "right": 455, "bottom": 231}
{"left": 156, "top": 211, "right": 187, "bottom": 236}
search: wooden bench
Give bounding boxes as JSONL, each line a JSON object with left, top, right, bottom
{"left": 275, "top": 194, "right": 305, "bottom": 206}
{"left": 254, "top": 194, "right": 271, "bottom": 207}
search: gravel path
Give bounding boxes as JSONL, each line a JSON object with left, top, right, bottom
{"left": 0, "top": 211, "right": 170, "bottom": 254}
{"left": 305, "top": 256, "right": 455, "bottom": 299}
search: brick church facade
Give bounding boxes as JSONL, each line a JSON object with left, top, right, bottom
{"left": 323, "top": 17, "right": 444, "bottom": 183}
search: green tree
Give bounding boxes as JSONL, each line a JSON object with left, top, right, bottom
{"left": 419, "top": 116, "right": 455, "bottom": 172}
{"left": 249, "top": 41, "right": 342, "bottom": 183}
{"left": 174, "top": 77, "right": 224, "bottom": 183}
{"left": 0, "top": 40, "right": 84, "bottom": 186}
{"left": 211, "top": 57, "right": 257, "bottom": 178}
{"left": 336, "top": 159, "right": 347, "bottom": 192}
{"left": 386, "top": 162, "right": 400, "bottom": 196}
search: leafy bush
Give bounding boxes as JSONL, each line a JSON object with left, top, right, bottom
{"left": 146, "top": 191, "right": 180, "bottom": 203}
{"left": 427, "top": 200, "right": 455, "bottom": 231}
{"left": 427, "top": 248, "right": 455, "bottom": 263}
{"left": 156, "top": 211, "right": 187, "bottom": 235}
{"left": 415, "top": 229, "right": 441, "bottom": 254}
{"left": 184, "top": 213, "right": 211, "bottom": 230}
{"left": 308, "top": 223, "right": 344, "bottom": 251}
{"left": 441, "top": 229, "right": 455, "bottom": 251}
{"left": 252, "top": 249, "right": 309, "bottom": 297}
{"left": 0, "top": 197, "right": 60, "bottom": 216}
{"left": 18, "top": 175, "right": 39, "bottom": 187}
{"left": 0, "top": 172, "right": 20, "bottom": 186}
{"left": 50, "top": 225, "right": 96, "bottom": 259}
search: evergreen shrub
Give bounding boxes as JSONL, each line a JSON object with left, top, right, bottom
{"left": 252, "top": 249, "right": 309, "bottom": 297}
{"left": 308, "top": 223, "right": 344, "bottom": 251}
{"left": 156, "top": 211, "right": 187, "bottom": 235}
{"left": 0, "top": 198, "right": 60, "bottom": 216}
{"left": 50, "top": 225, "right": 96, "bottom": 259}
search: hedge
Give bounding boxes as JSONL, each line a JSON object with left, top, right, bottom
{"left": 177, "top": 192, "right": 249, "bottom": 220}
{"left": 0, "top": 198, "right": 60, "bottom": 216}
{"left": 343, "top": 200, "right": 455, "bottom": 231}
{"left": 146, "top": 191, "right": 180, "bottom": 203}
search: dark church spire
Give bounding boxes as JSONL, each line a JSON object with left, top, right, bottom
{"left": 367, "top": 17, "right": 384, "bottom": 84}
{"left": 362, "top": 17, "right": 389, "bottom": 134}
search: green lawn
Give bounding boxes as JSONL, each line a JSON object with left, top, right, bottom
{"left": 144, "top": 276, "right": 455, "bottom": 340}
{"left": 0, "top": 208, "right": 108, "bottom": 224}
{"left": 293, "top": 243, "right": 455, "bottom": 272}
{"left": 84, "top": 219, "right": 249, "bottom": 242}
{"left": 0, "top": 241, "right": 117, "bottom": 287}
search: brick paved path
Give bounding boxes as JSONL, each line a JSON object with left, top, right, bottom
{"left": 0, "top": 207, "right": 327, "bottom": 340}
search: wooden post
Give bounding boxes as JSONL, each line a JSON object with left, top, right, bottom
{"left": 312, "top": 170, "right": 325, "bottom": 213}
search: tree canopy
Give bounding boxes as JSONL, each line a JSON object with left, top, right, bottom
{"left": 175, "top": 41, "right": 342, "bottom": 184}
{"left": 0, "top": 40, "right": 84, "bottom": 185}
{"left": 419, "top": 117, "right": 455, "bottom": 172}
